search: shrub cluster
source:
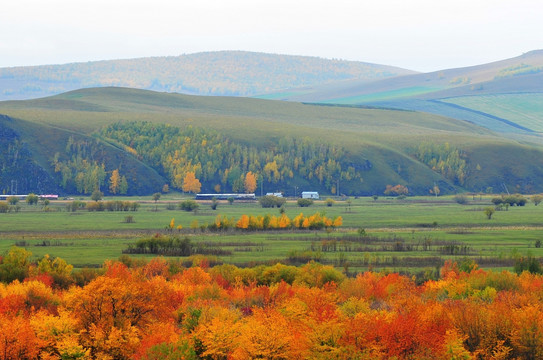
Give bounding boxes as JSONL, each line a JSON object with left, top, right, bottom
{"left": 233, "top": 212, "right": 342, "bottom": 231}
{"left": 297, "top": 198, "right": 314, "bottom": 207}
{"left": 185, "top": 212, "right": 342, "bottom": 232}
{"left": 0, "top": 201, "right": 10, "bottom": 213}
{"left": 491, "top": 194, "right": 527, "bottom": 206}
{"left": 66, "top": 200, "right": 87, "bottom": 212}
{"left": 86, "top": 201, "right": 140, "bottom": 212}
{"left": 179, "top": 200, "right": 200, "bottom": 212}
{"left": 258, "top": 195, "right": 286, "bottom": 208}
{"left": 124, "top": 234, "right": 231, "bottom": 257}
{"left": 453, "top": 194, "right": 469, "bottom": 204}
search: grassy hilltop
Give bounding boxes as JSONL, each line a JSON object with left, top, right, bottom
{"left": 1, "top": 87, "right": 543, "bottom": 196}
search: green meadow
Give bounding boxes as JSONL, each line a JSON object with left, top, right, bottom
{"left": 1, "top": 195, "right": 542, "bottom": 275}
{"left": 442, "top": 93, "right": 543, "bottom": 132}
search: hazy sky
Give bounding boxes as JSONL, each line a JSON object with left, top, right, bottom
{"left": 2, "top": 0, "right": 541, "bottom": 72}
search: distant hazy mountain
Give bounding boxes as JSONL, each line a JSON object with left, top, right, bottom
{"left": 0, "top": 51, "right": 415, "bottom": 100}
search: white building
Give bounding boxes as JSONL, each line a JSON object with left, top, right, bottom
{"left": 301, "top": 191, "right": 319, "bottom": 199}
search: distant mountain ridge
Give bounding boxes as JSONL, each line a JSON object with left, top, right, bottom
{"left": 0, "top": 51, "right": 415, "bottom": 100}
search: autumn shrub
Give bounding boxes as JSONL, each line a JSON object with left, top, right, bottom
{"left": 453, "top": 194, "right": 469, "bottom": 204}
{"left": 0, "top": 247, "right": 32, "bottom": 283}
{"left": 66, "top": 200, "right": 86, "bottom": 212}
{"left": 491, "top": 197, "right": 504, "bottom": 205}
{"left": 484, "top": 207, "right": 495, "bottom": 219}
{"left": 179, "top": 200, "right": 199, "bottom": 212}
{"left": 504, "top": 194, "right": 527, "bottom": 206}
{"left": 294, "top": 261, "right": 345, "bottom": 287}
{"left": 25, "top": 193, "right": 39, "bottom": 205}
{"left": 258, "top": 263, "right": 299, "bottom": 285}
{"left": 86, "top": 201, "right": 105, "bottom": 211}
{"left": 531, "top": 194, "right": 543, "bottom": 206}
{"left": 6, "top": 196, "right": 19, "bottom": 205}
{"left": 259, "top": 195, "right": 285, "bottom": 208}
{"left": 297, "top": 198, "right": 313, "bottom": 207}
{"left": 33, "top": 254, "right": 74, "bottom": 289}
{"left": 0, "top": 202, "right": 8, "bottom": 213}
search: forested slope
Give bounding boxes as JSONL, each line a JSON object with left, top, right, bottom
{"left": 1, "top": 87, "right": 543, "bottom": 196}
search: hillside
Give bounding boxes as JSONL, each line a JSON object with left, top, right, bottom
{"left": 270, "top": 50, "right": 543, "bottom": 134}
{"left": 2, "top": 87, "right": 543, "bottom": 196}
{"left": 0, "top": 51, "right": 415, "bottom": 101}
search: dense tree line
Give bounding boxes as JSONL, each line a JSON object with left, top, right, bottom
{"left": 100, "top": 121, "right": 363, "bottom": 194}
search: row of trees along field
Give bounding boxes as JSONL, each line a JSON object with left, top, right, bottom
{"left": 100, "top": 121, "right": 363, "bottom": 194}
{"left": 1, "top": 247, "right": 543, "bottom": 359}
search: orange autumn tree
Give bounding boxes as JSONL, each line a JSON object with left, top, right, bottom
{"left": 64, "top": 262, "right": 178, "bottom": 359}
{"left": 182, "top": 171, "right": 202, "bottom": 194}
{"left": 244, "top": 172, "right": 257, "bottom": 193}
{"left": 236, "top": 214, "right": 250, "bottom": 229}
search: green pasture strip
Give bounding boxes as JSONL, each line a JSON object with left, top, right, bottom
{"left": 442, "top": 94, "right": 543, "bottom": 132}
{"left": 2, "top": 196, "right": 543, "bottom": 271}
{"left": 323, "top": 86, "right": 442, "bottom": 105}
{"left": 3, "top": 196, "right": 543, "bottom": 231}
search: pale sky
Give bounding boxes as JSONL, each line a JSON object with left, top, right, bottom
{"left": 1, "top": 0, "right": 542, "bottom": 72}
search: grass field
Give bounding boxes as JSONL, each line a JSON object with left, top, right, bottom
{"left": 321, "top": 86, "right": 442, "bottom": 104}
{"left": 2, "top": 195, "right": 542, "bottom": 275}
{"left": 442, "top": 93, "right": 543, "bottom": 132}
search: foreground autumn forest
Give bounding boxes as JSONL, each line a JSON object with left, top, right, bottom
{"left": 1, "top": 246, "right": 542, "bottom": 360}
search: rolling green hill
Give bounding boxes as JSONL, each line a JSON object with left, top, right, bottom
{"left": 2, "top": 87, "right": 543, "bottom": 196}
{"left": 0, "top": 51, "right": 415, "bottom": 101}
{"left": 269, "top": 50, "right": 543, "bottom": 134}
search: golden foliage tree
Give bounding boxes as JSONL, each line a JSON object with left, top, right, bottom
{"left": 109, "top": 169, "right": 121, "bottom": 194}
{"left": 244, "top": 172, "right": 257, "bottom": 193}
{"left": 182, "top": 172, "right": 202, "bottom": 194}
